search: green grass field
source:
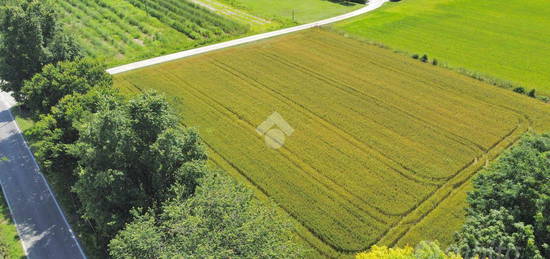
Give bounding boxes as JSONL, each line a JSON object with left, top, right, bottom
{"left": 0, "top": 192, "right": 25, "bottom": 259}
{"left": 336, "top": 0, "right": 550, "bottom": 96}
{"left": 114, "top": 29, "right": 550, "bottom": 257}
{"left": 219, "top": 0, "right": 364, "bottom": 23}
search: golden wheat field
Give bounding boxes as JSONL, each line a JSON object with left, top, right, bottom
{"left": 114, "top": 29, "right": 550, "bottom": 258}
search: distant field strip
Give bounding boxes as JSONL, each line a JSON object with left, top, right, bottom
{"left": 337, "top": 0, "right": 550, "bottom": 96}
{"left": 189, "top": 0, "right": 271, "bottom": 26}
{"left": 54, "top": 0, "right": 247, "bottom": 64}
{"left": 114, "top": 30, "right": 550, "bottom": 255}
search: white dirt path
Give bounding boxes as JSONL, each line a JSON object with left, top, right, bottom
{"left": 107, "top": 0, "right": 389, "bottom": 75}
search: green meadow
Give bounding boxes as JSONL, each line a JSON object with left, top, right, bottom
{"left": 219, "top": 0, "right": 364, "bottom": 23}
{"left": 337, "top": 0, "right": 550, "bottom": 96}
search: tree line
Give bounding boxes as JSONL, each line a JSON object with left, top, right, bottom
{"left": 1, "top": 1, "right": 304, "bottom": 258}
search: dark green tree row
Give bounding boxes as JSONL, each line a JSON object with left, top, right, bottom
{"left": 451, "top": 133, "right": 550, "bottom": 259}
{"left": 1, "top": 1, "right": 303, "bottom": 258}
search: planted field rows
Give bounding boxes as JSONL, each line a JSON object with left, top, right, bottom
{"left": 54, "top": 0, "right": 248, "bottom": 65}
{"left": 114, "top": 30, "right": 550, "bottom": 256}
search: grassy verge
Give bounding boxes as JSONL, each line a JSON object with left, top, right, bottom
{"left": 0, "top": 192, "right": 25, "bottom": 259}
{"left": 9, "top": 106, "right": 34, "bottom": 133}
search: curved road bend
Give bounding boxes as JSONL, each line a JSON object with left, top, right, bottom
{"left": 0, "top": 92, "right": 86, "bottom": 259}
{"left": 107, "top": 0, "right": 389, "bottom": 75}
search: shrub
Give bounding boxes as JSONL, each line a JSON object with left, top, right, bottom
{"left": 513, "top": 87, "right": 526, "bottom": 94}
{"left": 528, "top": 89, "right": 536, "bottom": 98}
{"left": 420, "top": 54, "right": 429, "bottom": 63}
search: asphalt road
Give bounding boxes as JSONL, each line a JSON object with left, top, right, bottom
{"left": 0, "top": 93, "right": 86, "bottom": 259}
{"left": 107, "top": 0, "right": 389, "bottom": 75}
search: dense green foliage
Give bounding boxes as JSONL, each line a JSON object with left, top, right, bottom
{"left": 356, "top": 241, "right": 461, "bottom": 259}
{"left": 337, "top": 0, "right": 550, "bottom": 96}
{"left": 0, "top": 0, "right": 80, "bottom": 99}
{"left": 110, "top": 171, "right": 303, "bottom": 258}
{"left": 21, "top": 56, "right": 303, "bottom": 257}
{"left": 27, "top": 86, "right": 119, "bottom": 220}
{"left": 451, "top": 133, "right": 550, "bottom": 259}
{"left": 21, "top": 59, "right": 112, "bottom": 118}
{"left": 72, "top": 91, "right": 208, "bottom": 244}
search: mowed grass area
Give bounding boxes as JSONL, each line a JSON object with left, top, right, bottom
{"left": 336, "top": 0, "right": 550, "bottom": 96}
{"left": 10, "top": 106, "right": 34, "bottom": 133}
{"left": 0, "top": 192, "right": 25, "bottom": 259}
{"left": 53, "top": 0, "right": 248, "bottom": 65}
{"left": 219, "top": 0, "right": 364, "bottom": 23}
{"left": 114, "top": 29, "right": 550, "bottom": 257}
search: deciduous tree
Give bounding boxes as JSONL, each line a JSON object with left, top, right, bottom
{"left": 0, "top": 0, "right": 80, "bottom": 99}
{"left": 72, "top": 91, "right": 207, "bottom": 244}
{"left": 451, "top": 133, "right": 550, "bottom": 259}
{"left": 21, "top": 59, "right": 111, "bottom": 118}
{"left": 109, "top": 171, "right": 304, "bottom": 259}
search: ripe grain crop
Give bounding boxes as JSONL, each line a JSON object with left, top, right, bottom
{"left": 114, "top": 29, "right": 550, "bottom": 257}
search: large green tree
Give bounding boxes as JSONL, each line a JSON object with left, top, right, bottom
{"left": 27, "top": 86, "right": 120, "bottom": 194}
{"left": 452, "top": 208, "right": 541, "bottom": 259}
{"left": 451, "top": 133, "right": 550, "bottom": 259}
{"left": 109, "top": 171, "right": 304, "bottom": 259}
{"left": 21, "top": 59, "right": 111, "bottom": 118}
{"left": 0, "top": 0, "right": 80, "bottom": 99}
{"left": 71, "top": 91, "right": 207, "bottom": 244}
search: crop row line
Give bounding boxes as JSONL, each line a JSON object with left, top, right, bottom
{"left": 157, "top": 78, "right": 386, "bottom": 252}
{"left": 303, "top": 35, "right": 506, "bottom": 150}
{"left": 220, "top": 53, "right": 443, "bottom": 188}
{"left": 160, "top": 67, "right": 392, "bottom": 226}
{"left": 209, "top": 58, "right": 438, "bottom": 217}
{"left": 259, "top": 50, "right": 484, "bottom": 178}
{"left": 198, "top": 130, "right": 342, "bottom": 257}
{"left": 391, "top": 118, "right": 529, "bottom": 247}
{"left": 379, "top": 112, "right": 528, "bottom": 248}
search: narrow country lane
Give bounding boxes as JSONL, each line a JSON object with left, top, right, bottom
{"left": 0, "top": 92, "right": 86, "bottom": 259}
